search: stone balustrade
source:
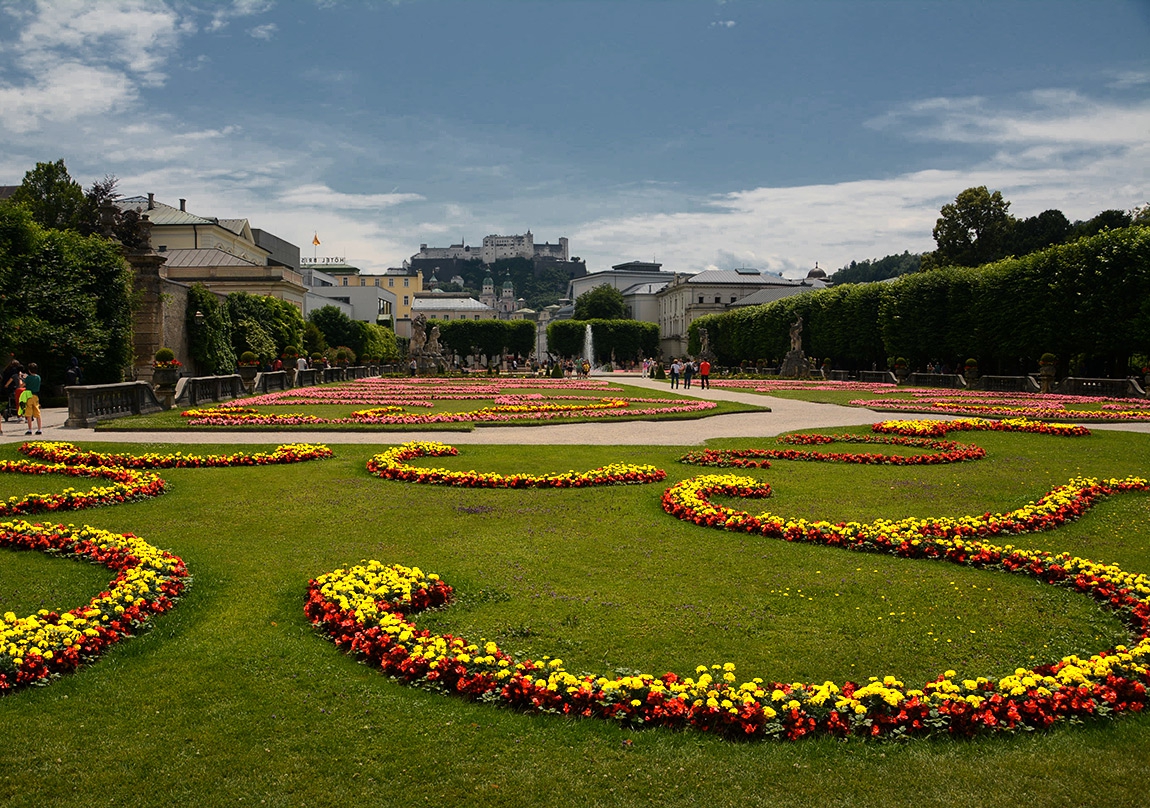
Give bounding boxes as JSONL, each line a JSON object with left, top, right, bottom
{"left": 64, "top": 382, "right": 165, "bottom": 428}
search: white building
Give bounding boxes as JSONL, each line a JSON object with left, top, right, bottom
{"left": 411, "top": 293, "right": 496, "bottom": 322}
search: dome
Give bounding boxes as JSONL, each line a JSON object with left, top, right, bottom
{"left": 806, "top": 262, "right": 827, "bottom": 280}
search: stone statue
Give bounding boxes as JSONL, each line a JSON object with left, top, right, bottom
{"left": 789, "top": 316, "right": 804, "bottom": 352}
{"left": 699, "top": 326, "right": 710, "bottom": 357}
{"left": 410, "top": 313, "right": 427, "bottom": 356}
{"left": 427, "top": 324, "right": 441, "bottom": 356}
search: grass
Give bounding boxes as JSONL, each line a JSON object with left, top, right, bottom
{"left": 1, "top": 428, "right": 1149, "bottom": 806}
{"left": 95, "top": 380, "right": 764, "bottom": 432}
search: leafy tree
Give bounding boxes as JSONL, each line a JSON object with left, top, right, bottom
{"left": 0, "top": 204, "right": 135, "bottom": 385}
{"left": 1072, "top": 209, "right": 1132, "bottom": 240}
{"left": 831, "top": 252, "right": 921, "bottom": 284}
{"left": 360, "top": 322, "right": 399, "bottom": 360}
{"left": 226, "top": 292, "right": 304, "bottom": 362}
{"left": 303, "top": 321, "right": 326, "bottom": 355}
{"left": 186, "top": 284, "right": 236, "bottom": 374}
{"left": 922, "top": 186, "right": 1014, "bottom": 269}
{"left": 546, "top": 321, "right": 586, "bottom": 359}
{"left": 1008, "top": 209, "right": 1071, "bottom": 257}
{"left": 574, "top": 284, "right": 626, "bottom": 320}
{"left": 439, "top": 320, "right": 478, "bottom": 361}
{"left": 6, "top": 159, "right": 87, "bottom": 232}
{"left": 308, "top": 306, "right": 366, "bottom": 357}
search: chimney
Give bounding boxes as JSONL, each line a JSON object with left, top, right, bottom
{"left": 147, "top": 193, "right": 154, "bottom": 210}
{"left": 179, "top": 198, "right": 186, "bottom": 212}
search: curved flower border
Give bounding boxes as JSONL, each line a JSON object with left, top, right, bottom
{"left": 873, "top": 418, "right": 1091, "bottom": 438}
{"left": 1, "top": 520, "right": 188, "bottom": 693}
{"left": 308, "top": 473, "right": 1150, "bottom": 741}
{"left": 367, "top": 441, "right": 666, "bottom": 488}
{"left": 19, "top": 441, "right": 334, "bottom": 469}
{"left": 680, "top": 433, "right": 986, "bottom": 468}
{"left": 0, "top": 460, "right": 165, "bottom": 516}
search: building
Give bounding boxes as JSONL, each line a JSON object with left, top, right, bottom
{"left": 301, "top": 263, "right": 394, "bottom": 326}
{"left": 478, "top": 271, "right": 520, "bottom": 319}
{"left": 656, "top": 268, "right": 821, "bottom": 357}
{"left": 117, "top": 194, "right": 307, "bottom": 309}
{"left": 566, "top": 261, "right": 682, "bottom": 314}
{"left": 411, "top": 293, "right": 496, "bottom": 323}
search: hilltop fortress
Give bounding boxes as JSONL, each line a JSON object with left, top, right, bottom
{"left": 413, "top": 231, "right": 569, "bottom": 265}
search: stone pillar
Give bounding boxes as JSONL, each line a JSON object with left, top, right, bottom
{"left": 126, "top": 251, "right": 168, "bottom": 382}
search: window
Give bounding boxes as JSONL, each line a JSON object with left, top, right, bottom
{"left": 403, "top": 295, "right": 409, "bottom": 306}
{"left": 360, "top": 278, "right": 366, "bottom": 286}
{"left": 342, "top": 277, "right": 348, "bottom": 286}
{"left": 714, "top": 296, "right": 721, "bottom": 304}
{"left": 698, "top": 295, "right": 704, "bottom": 304}
{"left": 388, "top": 278, "right": 394, "bottom": 287}
{"left": 474, "top": 315, "right": 480, "bottom": 320}
{"left": 442, "top": 314, "right": 449, "bottom": 321}
{"left": 374, "top": 277, "right": 380, "bottom": 286}
{"left": 730, "top": 296, "right": 737, "bottom": 303}
{"left": 403, "top": 278, "right": 409, "bottom": 287}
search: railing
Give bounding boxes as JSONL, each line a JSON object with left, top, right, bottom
{"left": 828, "top": 370, "right": 852, "bottom": 381}
{"left": 254, "top": 371, "right": 290, "bottom": 393}
{"left": 976, "top": 375, "right": 1041, "bottom": 393}
{"left": 173, "top": 375, "right": 246, "bottom": 407}
{"left": 859, "top": 371, "right": 897, "bottom": 384}
{"left": 322, "top": 367, "right": 347, "bottom": 384}
{"left": 908, "top": 372, "right": 966, "bottom": 389}
{"left": 64, "top": 382, "right": 165, "bottom": 428}
{"left": 1058, "top": 377, "right": 1144, "bottom": 398}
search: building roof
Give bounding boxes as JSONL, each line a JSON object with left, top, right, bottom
{"left": 620, "top": 281, "right": 669, "bottom": 296}
{"left": 158, "top": 248, "right": 261, "bottom": 268}
{"left": 732, "top": 285, "right": 817, "bottom": 307}
{"left": 412, "top": 296, "right": 494, "bottom": 312}
{"left": 118, "top": 195, "right": 216, "bottom": 226}
{"left": 611, "top": 261, "right": 663, "bottom": 272}
{"left": 684, "top": 269, "right": 799, "bottom": 285}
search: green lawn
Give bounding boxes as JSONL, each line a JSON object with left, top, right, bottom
{"left": 1, "top": 428, "right": 1148, "bottom": 807}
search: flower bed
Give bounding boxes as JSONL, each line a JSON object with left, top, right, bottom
{"left": 367, "top": 441, "right": 666, "bottom": 488}
{"left": 0, "top": 460, "right": 165, "bottom": 515}
{"left": 1, "top": 520, "right": 188, "bottom": 693}
{"left": 680, "top": 433, "right": 986, "bottom": 468}
{"left": 873, "top": 418, "right": 1091, "bottom": 438}
{"left": 19, "top": 441, "right": 334, "bottom": 469}
{"left": 854, "top": 392, "right": 1150, "bottom": 423}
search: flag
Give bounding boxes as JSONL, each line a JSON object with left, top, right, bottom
{"left": 312, "top": 233, "right": 321, "bottom": 246}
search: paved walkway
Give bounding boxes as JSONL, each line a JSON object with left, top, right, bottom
{"left": 4, "top": 376, "right": 1147, "bottom": 446}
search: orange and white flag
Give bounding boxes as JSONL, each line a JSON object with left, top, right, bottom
{"left": 312, "top": 233, "right": 321, "bottom": 246}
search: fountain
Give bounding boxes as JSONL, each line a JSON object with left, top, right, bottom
{"left": 583, "top": 323, "right": 595, "bottom": 368}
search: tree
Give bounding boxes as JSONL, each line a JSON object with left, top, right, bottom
{"left": 186, "top": 284, "right": 236, "bottom": 374}
{"left": 1009, "top": 209, "right": 1071, "bottom": 257}
{"left": 5, "top": 159, "right": 86, "bottom": 232}
{"left": 308, "top": 306, "right": 362, "bottom": 356}
{"left": 574, "top": 284, "right": 626, "bottom": 320}
{"left": 922, "top": 186, "right": 1014, "bottom": 269}
{"left": 0, "top": 205, "right": 135, "bottom": 385}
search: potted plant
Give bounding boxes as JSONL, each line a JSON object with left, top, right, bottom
{"left": 893, "top": 357, "right": 909, "bottom": 383}
{"left": 237, "top": 350, "right": 260, "bottom": 385}
{"left": 962, "top": 357, "right": 979, "bottom": 385}
{"left": 152, "top": 348, "right": 181, "bottom": 386}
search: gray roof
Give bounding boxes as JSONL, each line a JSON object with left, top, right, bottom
{"left": 158, "top": 248, "right": 260, "bottom": 268}
{"left": 620, "top": 281, "right": 669, "bottom": 295}
{"left": 732, "top": 285, "right": 816, "bottom": 307}
{"left": 412, "top": 296, "right": 494, "bottom": 312}
{"left": 686, "top": 269, "right": 799, "bottom": 285}
{"left": 118, "top": 195, "right": 216, "bottom": 226}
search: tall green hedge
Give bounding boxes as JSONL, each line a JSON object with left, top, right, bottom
{"left": 692, "top": 226, "right": 1150, "bottom": 376}
{"left": 547, "top": 319, "right": 658, "bottom": 363}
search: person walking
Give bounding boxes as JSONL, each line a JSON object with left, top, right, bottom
{"left": 683, "top": 359, "right": 695, "bottom": 389}
{"left": 22, "top": 362, "right": 42, "bottom": 435}
{"left": 698, "top": 358, "right": 711, "bottom": 389}
{"left": 669, "top": 358, "right": 681, "bottom": 389}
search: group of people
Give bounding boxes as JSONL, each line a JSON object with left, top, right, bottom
{"left": 1, "top": 357, "right": 43, "bottom": 435}
{"left": 668, "top": 357, "right": 711, "bottom": 390}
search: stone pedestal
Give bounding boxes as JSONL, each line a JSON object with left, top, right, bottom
{"left": 780, "top": 349, "right": 809, "bottom": 378}
{"left": 238, "top": 366, "right": 259, "bottom": 393}
{"left": 1039, "top": 365, "right": 1056, "bottom": 394}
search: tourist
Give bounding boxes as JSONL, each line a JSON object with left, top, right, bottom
{"left": 296, "top": 354, "right": 308, "bottom": 372}
{"left": 699, "top": 358, "right": 711, "bottom": 388}
{"left": 409, "top": 358, "right": 417, "bottom": 376}
{"left": 22, "top": 361, "right": 42, "bottom": 435}
{"left": 683, "top": 359, "right": 695, "bottom": 389}
{"left": 65, "top": 357, "right": 83, "bottom": 386}
{"left": 670, "top": 358, "right": 681, "bottom": 389}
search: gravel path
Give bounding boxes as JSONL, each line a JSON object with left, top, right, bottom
{"left": 5, "top": 375, "right": 1146, "bottom": 446}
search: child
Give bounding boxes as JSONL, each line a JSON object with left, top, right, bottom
{"left": 22, "top": 362, "right": 42, "bottom": 435}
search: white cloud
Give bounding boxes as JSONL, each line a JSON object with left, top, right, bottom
{"left": 207, "top": 0, "right": 276, "bottom": 33}
{"left": 710, "top": 20, "right": 736, "bottom": 28}
{"left": 0, "top": 62, "right": 136, "bottom": 132}
{"left": 277, "top": 183, "right": 425, "bottom": 210}
{"left": 248, "top": 23, "right": 278, "bottom": 41}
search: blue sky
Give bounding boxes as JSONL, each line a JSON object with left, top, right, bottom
{"left": 1, "top": 0, "right": 1147, "bottom": 277}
